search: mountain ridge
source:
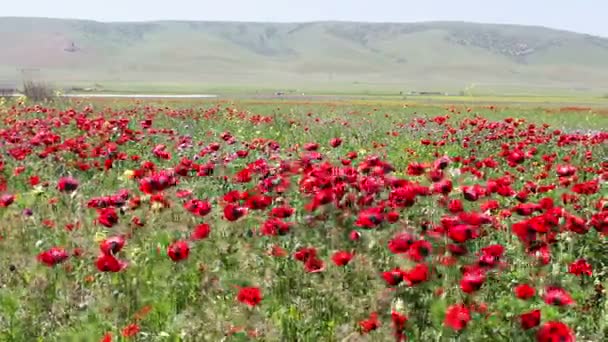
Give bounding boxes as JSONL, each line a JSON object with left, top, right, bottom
{"left": 1, "top": 17, "right": 607, "bottom": 93}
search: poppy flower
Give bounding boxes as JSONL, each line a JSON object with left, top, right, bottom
{"left": 359, "top": 312, "right": 380, "bottom": 333}
{"left": 96, "top": 254, "right": 127, "bottom": 272}
{"left": 407, "top": 240, "right": 432, "bottom": 261}
{"left": 448, "top": 224, "right": 478, "bottom": 243}
{"left": 183, "top": 199, "right": 212, "bottom": 217}
{"left": 304, "top": 256, "right": 325, "bottom": 273}
{"left": 223, "top": 204, "right": 247, "bottom": 221}
{"left": 0, "top": 194, "right": 14, "bottom": 207}
{"left": 448, "top": 199, "right": 464, "bottom": 213}
{"left": 407, "top": 162, "right": 427, "bottom": 176}
{"left": 543, "top": 286, "right": 574, "bottom": 306}
{"left": 536, "top": 321, "right": 575, "bottom": 342}
{"left": 444, "top": 304, "right": 471, "bottom": 331}
{"left": 391, "top": 311, "right": 408, "bottom": 341}
{"left": 37, "top": 247, "right": 69, "bottom": 267}
{"left": 167, "top": 241, "right": 190, "bottom": 262}
{"left": 245, "top": 194, "right": 272, "bottom": 210}
{"left": 432, "top": 179, "right": 453, "bottom": 195}
{"left": 433, "top": 156, "right": 451, "bottom": 169}
{"left": 478, "top": 244, "right": 504, "bottom": 268}
{"left": 349, "top": 230, "right": 362, "bottom": 241}
{"left": 121, "top": 323, "right": 140, "bottom": 338}
{"left": 237, "top": 286, "right": 262, "bottom": 307}
{"left": 404, "top": 263, "right": 429, "bottom": 286}
{"left": 382, "top": 268, "right": 406, "bottom": 286}
{"left": 191, "top": 223, "right": 211, "bottom": 240}
{"left": 270, "top": 205, "right": 295, "bottom": 218}
{"left": 519, "top": 309, "right": 541, "bottom": 330}
{"left": 294, "top": 247, "right": 317, "bottom": 262}
{"left": 100, "top": 236, "right": 125, "bottom": 255}
{"left": 462, "top": 185, "right": 485, "bottom": 202}
{"left": 514, "top": 284, "right": 536, "bottom": 300}
{"left": 97, "top": 208, "right": 119, "bottom": 228}
{"left": 386, "top": 211, "right": 400, "bottom": 223}
{"left": 448, "top": 243, "right": 468, "bottom": 256}
{"left": 568, "top": 259, "right": 592, "bottom": 276}
{"left": 556, "top": 165, "right": 576, "bottom": 177}
{"left": 57, "top": 177, "right": 79, "bottom": 192}
{"left": 460, "top": 268, "right": 486, "bottom": 293}
{"left": 355, "top": 207, "right": 384, "bottom": 228}
{"left": 29, "top": 176, "right": 41, "bottom": 187}
{"left": 388, "top": 232, "right": 415, "bottom": 254}
{"left": 260, "top": 218, "right": 291, "bottom": 236}
{"left": 329, "top": 138, "right": 342, "bottom": 148}
{"left": 331, "top": 250, "right": 354, "bottom": 266}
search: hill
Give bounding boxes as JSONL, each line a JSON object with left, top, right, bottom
{"left": 1, "top": 17, "right": 608, "bottom": 94}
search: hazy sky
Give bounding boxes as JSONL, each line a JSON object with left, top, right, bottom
{"left": 3, "top": 0, "right": 607, "bottom": 37}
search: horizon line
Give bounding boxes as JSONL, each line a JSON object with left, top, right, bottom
{"left": 1, "top": 16, "right": 605, "bottom": 38}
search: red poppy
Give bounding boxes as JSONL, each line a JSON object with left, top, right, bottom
{"left": 355, "top": 207, "right": 384, "bottom": 228}
{"left": 568, "top": 259, "right": 592, "bottom": 276}
{"left": 359, "top": 312, "right": 380, "bottom": 333}
{"left": 520, "top": 309, "right": 541, "bottom": 330}
{"left": 183, "top": 199, "right": 212, "bottom": 216}
{"left": 97, "top": 208, "right": 119, "bottom": 228}
{"left": 536, "top": 321, "right": 575, "bottom": 342}
{"left": 270, "top": 205, "right": 295, "bottom": 218}
{"left": 121, "top": 323, "right": 140, "bottom": 338}
{"left": 391, "top": 311, "right": 408, "bottom": 341}
{"left": 57, "top": 176, "right": 79, "bottom": 192}
{"left": 245, "top": 194, "right": 272, "bottom": 210}
{"left": 388, "top": 232, "right": 415, "bottom": 254}
{"left": 29, "top": 176, "right": 40, "bottom": 186}
{"left": 37, "top": 247, "right": 69, "bottom": 267}
{"left": 223, "top": 204, "right": 247, "bottom": 221}
{"left": 460, "top": 268, "right": 486, "bottom": 293}
{"left": 514, "top": 284, "right": 536, "bottom": 300}
{"left": 444, "top": 304, "right": 471, "bottom": 331}
{"left": 478, "top": 244, "right": 504, "bottom": 268}
{"left": 96, "top": 254, "right": 127, "bottom": 272}
{"left": 0, "top": 193, "right": 14, "bottom": 207}
{"left": 331, "top": 250, "right": 354, "bottom": 266}
{"left": 100, "top": 332, "right": 112, "bottom": 342}
{"left": 167, "top": 241, "right": 190, "bottom": 262}
{"left": 407, "top": 162, "right": 427, "bottom": 176}
{"left": 404, "top": 263, "right": 429, "bottom": 286}
{"left": 543, "top": 286, "right": 574, "bottom": 306}
{"left": 407, "top": 240, "right": 432, "bottom": 262}
{"left": 237, "top": 286, "right": 262, "bottom": 307}
{"left": 304, "top": 256, "right": 325, "bottom": 273}
{"left": 462, "top": 185, "right": 485, "bottom": 202}
{"left": 329, "top": 137, "right": 342, "bottom": 148}
{"left": 448, "top": 199, "right": 464, "bottom": 213}
{"left": 382, "top": 268, "right": 406, "bottom": 286}
{"left": 191, "top": 223, "right": 211, "bottom": 240}
{"left": 100, "top": 236, "right": 125, "bottom": 255}
{"left": 386, "top": 211, "right": 400, "bottom": 223}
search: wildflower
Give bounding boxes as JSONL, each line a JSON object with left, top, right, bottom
{"left": 167, "top": 241, "right": 190, "bottom": 262}
{"left": 237, "top": 287, "right": 262, "bottom": 307}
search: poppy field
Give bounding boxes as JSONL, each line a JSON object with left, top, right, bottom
{"left": 0, "top": 98, "right": 606, "bottom": 341}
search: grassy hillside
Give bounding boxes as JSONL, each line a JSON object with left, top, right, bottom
{"left": 1, "top": 17, "right": 608, "bottom": 94}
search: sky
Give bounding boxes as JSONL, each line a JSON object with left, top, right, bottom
{"left": 3, "top": 0, "right": 607, "bottom": 37}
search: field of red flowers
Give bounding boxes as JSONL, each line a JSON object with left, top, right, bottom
{"left": 0, "top": 99, "right": 606, "bottom": 341}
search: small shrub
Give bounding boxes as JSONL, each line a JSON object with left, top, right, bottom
{"left": 22, "top": 80, "right": 55, "bottom": 102}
